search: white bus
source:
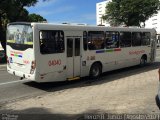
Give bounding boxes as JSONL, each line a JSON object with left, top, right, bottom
{"left": 6, "top": 22, "right": 157, "bottom": 82}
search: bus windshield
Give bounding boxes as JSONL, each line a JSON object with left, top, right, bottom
{"left": 7, "top": 24, "right": 33, "bottom": 50}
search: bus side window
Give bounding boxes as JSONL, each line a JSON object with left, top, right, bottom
{"left": 39, "top": 30, "right": 64, "bottom": 54}
{"left": 120, "top": 32, "right": 131, "bottom": 47}
{"left": 75, "top": 38, "right": 80, "bottom": 56}
{"left": 40, "top": 31, "right": 49, "bottom": 54}
{"left": 88, "top": 31, "right": 105, "bottom": 50}
{"left": 105, "top": 31, "right": 119, "bottom": 49}
{"left": 141, "top": 32, "right": 150, "bottom": 46}
{"left": 67, "top": 38, "right": 73, "bottom": 57}
{"left": 132, "top": 32, "right": 142, "bottom": 46}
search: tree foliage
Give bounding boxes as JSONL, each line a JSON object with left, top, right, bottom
{"left": 103, "top": 0, "right": 160, "bottom": 27}
{"left": 28, "top": 13, "right": 47, "bottom": 22}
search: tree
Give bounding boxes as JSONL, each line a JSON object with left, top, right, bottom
{"left": 102, "top": 0, "right": 160, "bottom": 27}
{"left": 0, "top": 0, "right": 47, "bottom": 51}
{"left": 28, "top": 13, "right": 47, "bottom": 22}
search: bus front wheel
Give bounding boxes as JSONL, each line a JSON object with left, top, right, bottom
{"left": 89, "top": 63, "right": 102, "bottom": 79}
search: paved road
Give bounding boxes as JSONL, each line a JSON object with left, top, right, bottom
{"left": 0, "top": 49, "right": 159, "bottom": 105}
{"left": 156, "top": 48, "right": 160, "bottom": 60}
{"left": 0, "top": 58, "right": 160, "bottom": 118}
{"left": 0, "top": 67, "right": 19, "bottom": 84}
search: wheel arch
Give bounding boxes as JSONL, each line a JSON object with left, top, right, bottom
{"left": 140, "top": 54, "right": 148, "bottom": 66}
{"left": 141, "top": 54, "right": 147, "bottom": 61}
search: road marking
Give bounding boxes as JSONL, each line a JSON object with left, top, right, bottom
{"left": 0, "top": 79, "right": 30, "bottom": 86}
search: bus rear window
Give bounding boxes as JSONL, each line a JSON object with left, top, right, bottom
{"left": 7, "top": 24, "right": 33, "bottom": 50}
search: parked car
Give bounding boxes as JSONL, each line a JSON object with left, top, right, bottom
{"left": 0, "top": 43, "right": 6, "bottom": 63}
{"left": 0, "top": 50, "right": 6, "bottom": 63}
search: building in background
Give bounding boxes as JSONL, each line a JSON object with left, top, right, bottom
{"left": 96, "top": 0, "right": 111, "bottom": 26}
{"left": 145, "top": 12, "right": 160, "bottom": 34}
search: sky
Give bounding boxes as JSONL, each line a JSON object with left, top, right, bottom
{"left": 26, "top": 0, "right": 102, "bottom": 25}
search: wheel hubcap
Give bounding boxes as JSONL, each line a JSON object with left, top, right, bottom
{"left": 92, "top": 67, "right": 99, "bottom": 77}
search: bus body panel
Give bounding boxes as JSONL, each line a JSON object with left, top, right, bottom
{"left": 81, "top": 46, "right": 151, "bottom": 77}
{"left": 7, "top": 23, "right": 35, "bottom": 80}
{"left": 33, "top": 25, "right": 66, "bottom": 82}
{"left": 7, "top": 46, "right": 34, "bottom": 74}
{"left": 35, "top": 52, "right": 67, "bottom": 82}
{"left": 6, "top": 22, "right": 157, "bottom": 82}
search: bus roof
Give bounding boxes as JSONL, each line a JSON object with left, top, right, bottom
{"left": 8, "top": 22, "right": 156, "bottom": 33}
{"left": 32, "top": 22, "right": 156, "bottom": 32}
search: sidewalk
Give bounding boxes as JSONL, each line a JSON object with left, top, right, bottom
{"left": 0, "top": 63, "right": 6, "bottom": 71}
{"left": 0, "top": 65, "right": 159, "bottom": 119}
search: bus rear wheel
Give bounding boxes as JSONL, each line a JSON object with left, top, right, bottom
{"left": 140, "top": 55, "right": 147, "bottom": 66}
{"left": 89, "top": 63, "right": 102, "bottom": 79}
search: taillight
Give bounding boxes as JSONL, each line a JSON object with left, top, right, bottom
{"left": 7, "top": 56, "right": 11, "bottom": 68}
{"left": 31, "top": 60, "right": 36, "bottom": 69}
{"left": 30, "top": 60, "right": 36, "bottom": 74}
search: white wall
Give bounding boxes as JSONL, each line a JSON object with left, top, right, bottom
{"left": 96, "top": 0, "right": 111, "bottom": 26}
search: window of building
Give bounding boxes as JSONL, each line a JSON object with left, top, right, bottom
{"left": 105, "top": 31, "right": 119, "bottom": 48}
{"left": 83, "top": 31, "right": 88, "bottom": 51}
{"left": 39, "top": 30, "right": 64, "bottom": 54}
{"left": 152, "top": 19, "right": 157, "bottom": 21}
{"left": 120, "top": 32, "right": 131, "bottom": 47}
{"left": 141, "top": 32, "right": 151, "bottom": 45}
{"left": 152, "top": 23, "right": 157, "bottom": 25}
{"left": 132, "top": 32, "right": 142, "bottom": 46}
{"left": 88, "top": 31, "right": 105, "bottom": 50}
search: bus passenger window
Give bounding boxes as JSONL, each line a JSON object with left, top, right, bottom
{"left": 40, "top": 31, "right": 50, "bottom": 54}
{"left": 120, "top": 32, "right": 131, "bottom": 47}
{"left": 88, "top": 31, "right": 105, "bottom": 50}
{"left": 132, "top": 32, "right": 142, "bottom": 46}
{"left": 39, "top": 30, "right": 64, "bottom": 54}
{"left": 106, "top": 31, "right": 119, "bottom": 48}
{"left": 141, "top": 32, "right": 150, "bottom": 45}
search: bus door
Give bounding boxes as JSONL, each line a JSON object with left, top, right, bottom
{"left": 67, "top": 37, "right": 81, "bottom": 80}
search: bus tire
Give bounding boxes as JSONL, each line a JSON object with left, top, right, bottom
{"left": 140, "top": 55, "right": 147, "bottom": 66}
{"left": 89, "top": 63, "right": 102, "bottom": 79}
